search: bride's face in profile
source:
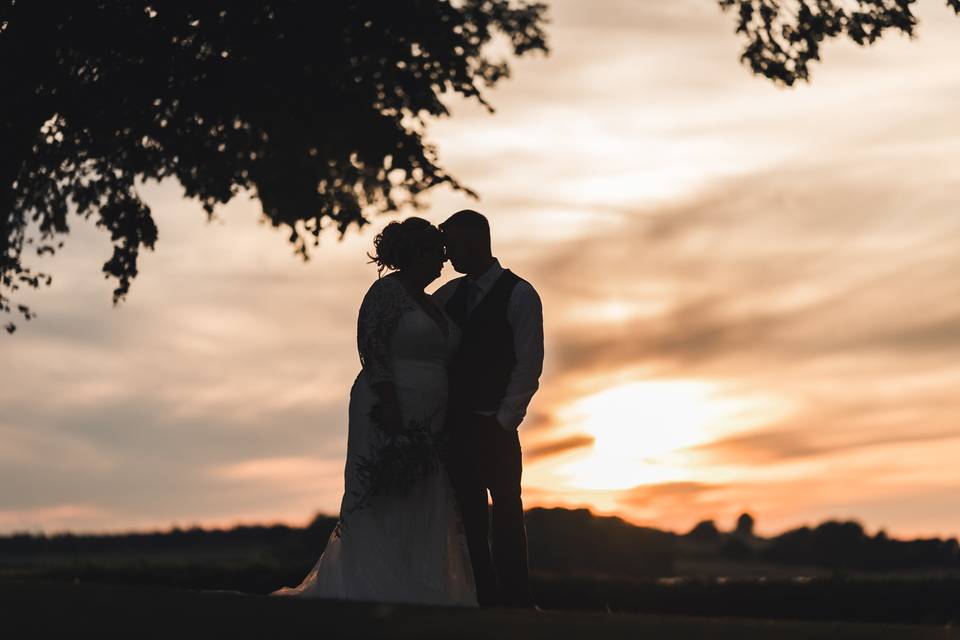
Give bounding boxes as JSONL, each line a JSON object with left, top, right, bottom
{"left": 403, "top": 243, "right": 446, "bottom": 289}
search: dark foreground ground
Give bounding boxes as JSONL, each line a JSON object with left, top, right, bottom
{"left": 1, "top": 577, "right": 956, "bottom": 640}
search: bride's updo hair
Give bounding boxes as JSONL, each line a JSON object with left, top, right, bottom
{"left": 368, "top": 217, "right": 444, "bottom": 275}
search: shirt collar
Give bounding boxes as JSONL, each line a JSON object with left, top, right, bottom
{"left": 468, "top": 257, "right": 503, "bottom": 292}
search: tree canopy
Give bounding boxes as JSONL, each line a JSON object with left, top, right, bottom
{"left": 0, "top": 0, "right": 548, "bottom": 333}
{"left": 5, "top": 1, "right": 957, "bottom": 333}
{"left": 718, "top": 0, "right": 960, "bottom": 86}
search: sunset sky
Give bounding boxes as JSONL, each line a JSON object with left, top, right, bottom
{"left": 3, "top": 0, "right": 960, "bottom": 539}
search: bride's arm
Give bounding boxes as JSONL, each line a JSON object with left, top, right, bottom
{"left": 370, "top": 381, "right": 402, "bottom": 435}
{"left": 357, "top": 278, "right": 405, "bottom": 434}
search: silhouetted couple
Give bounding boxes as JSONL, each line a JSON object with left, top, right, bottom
{"left": 270, "top": 209, "right": 544, "bottom": 608}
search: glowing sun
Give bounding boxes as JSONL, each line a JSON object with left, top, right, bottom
{"left": 553, "top": 379, "right": 787, "bottom": 490}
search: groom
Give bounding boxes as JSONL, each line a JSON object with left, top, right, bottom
{"left": 432, "top": 209, "right": 544, "bottom": 608}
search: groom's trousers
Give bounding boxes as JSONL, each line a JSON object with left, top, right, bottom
{"left": 446, "top": 410, "right": 532, "bottom": 607}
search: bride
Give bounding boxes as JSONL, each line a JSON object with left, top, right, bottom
{"left": 270, "top": 217, "right": 477, "bottom": 606}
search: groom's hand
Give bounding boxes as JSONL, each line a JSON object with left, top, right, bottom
{"left": 474, "top": 413, "right": 506, "bottom": 432}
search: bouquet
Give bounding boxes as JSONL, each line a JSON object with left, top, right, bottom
{"left": 345, "top": 403, "right": 446, "bottom": 514}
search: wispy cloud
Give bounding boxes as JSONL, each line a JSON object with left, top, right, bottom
{"left": 0, "top": 504, "right": 112, "bottom": 533}
{"left": 524, "top": 434, "right": 595, "bottom": 462}
{"left": 207, "top": 455, "right": 344, "bottom": 485}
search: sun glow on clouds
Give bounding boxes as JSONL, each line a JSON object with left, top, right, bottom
{"left": 208, "top": 455, "right": 344, "bottom": 485}
{"left": 564, "top": 298, "right": 671, "bottom": 325}
{"left": 550, "top": 379, "right": 792, "bottom": 491}
{"left": 0, "top": 504, "right": 112, "bottom": 533}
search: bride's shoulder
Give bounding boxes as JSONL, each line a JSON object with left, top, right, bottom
{"left": 360, "top": 272, "right": 408, "bottom": 307}
{"left": 364, "top": 272, "right": 401, "bottom": 293}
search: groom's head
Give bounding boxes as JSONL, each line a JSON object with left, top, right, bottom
{"left": 439, "top": 209, "right": 492, "bottom": 275}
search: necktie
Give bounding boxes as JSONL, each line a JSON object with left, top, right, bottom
{"left": 466, "top": 279, "right": 480, "bottom": 314}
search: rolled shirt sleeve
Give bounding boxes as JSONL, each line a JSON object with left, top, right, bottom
{"left": 495, "top": 280, "right": 544, "bottom": 430}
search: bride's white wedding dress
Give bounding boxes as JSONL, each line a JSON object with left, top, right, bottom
{"left": 270, "top": 273, "right": 477, "bottom": 606}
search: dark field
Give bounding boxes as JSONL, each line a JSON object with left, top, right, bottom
{"left": 2, "top": 577, "right": 957, "bottom": 640}
{"left": 3, "top": 557, "right": 960, "bottom": 631}
{"left": 3, "top": 507, "right": 959, "bottom": 635}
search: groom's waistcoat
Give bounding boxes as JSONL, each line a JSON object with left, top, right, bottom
{"left": 444, "top": 269, "right": 522, "bottom": 415}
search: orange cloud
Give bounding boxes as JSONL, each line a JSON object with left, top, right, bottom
{"left": 524, "top": 434, "right": 595, "bottom": 462}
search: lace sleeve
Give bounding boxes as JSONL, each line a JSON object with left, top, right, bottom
{"left": 357, "top": 276, "right": 411, "bottom": 385}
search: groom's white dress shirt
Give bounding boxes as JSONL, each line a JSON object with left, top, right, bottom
{"left": 432, "top": 258, "right": 544, "bottom": 431}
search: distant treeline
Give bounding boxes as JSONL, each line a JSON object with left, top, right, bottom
{"left": 684, "top": 513, "right": 960, "bottom": 572}
{"left": 1, "top": 508, "right": 958, "bottom": 577}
